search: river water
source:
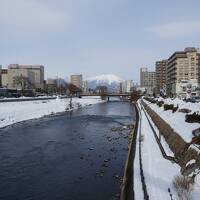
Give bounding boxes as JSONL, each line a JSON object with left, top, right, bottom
{"left": 0, "top": 100, "right": 135, "bottom": 200}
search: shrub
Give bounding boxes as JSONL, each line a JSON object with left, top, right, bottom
{"left": 172, "top": 105, "right": 179, "bottom": 113}
{"left": 143, "top": 97, "right": 156, "bottom": 104}
{"left": 185, "top": 112, "right": 200, "bottom": 123}
{"left": 179, "top": 108, "right": 192, "bottom": 114}
{"left": 172, "top": 175, "right": 193, "bottom": 200}
{"left": 164, "top": 104, "right": 174, "bottom": 111}
{"left": 157, "top": 100, "right": 164, "bottom": 107}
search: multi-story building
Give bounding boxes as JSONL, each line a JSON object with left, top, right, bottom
{"left": 82, "top": 80, "right": 88, "bottom": 93}
{"left": 125, "top": 80, "right": 133, "bottom": 93}
{"left": 140, "top": 67, "right": 156, "bottom": 95}
{"left": 46, "top": 78, "right": 57, "bottom": 94}
{"left": 7, "top": 64, "right": 44, "bottom": 90}
{"left": 120, "top": 80, "right": 137, "bottom": 93}
{"left": 0, "top": 65, "right": 2, "bottom": 87}
{"left": 155, "top": 60, "right": 167, "bottom": 95}
{"left": 1, "top": 69, "right": 8, "bottom": 87}
{"left": 119, "top": 82, "right": 123, "bottom": 93}
{"left": 70, "top": 74, "right": 83, "bottom": 89}
{"left": 166, "top": 47, "right": 200, "bottom": 97}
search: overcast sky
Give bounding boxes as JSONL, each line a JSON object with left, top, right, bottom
{"left": 1, "top": 0, "right": 200, "bottom": 81}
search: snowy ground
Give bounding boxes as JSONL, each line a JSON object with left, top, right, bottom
{"left": 134, "top": 101, "right": 200, "bottom": 200}
{"left": 143, "top": 98, "right": 200, "bottom": 142}
{"left": 0, "top": 97, "right": 104, "bottom": 128}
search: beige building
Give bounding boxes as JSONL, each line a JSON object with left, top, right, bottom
{"left": 7, "top": 64, "right": 44, "bottom": 90}
{"left": 166, "top": 47, "right": 200, "bottom": 97}
{"left": 1, "top": 69, "right": 8, "bottom": 87}
{"left": 140, "top": 67, "right": 156, "bottom": 95}
{"left": 0, "top": 65, "right": 2, "bottom": 87}
{"left": 155, "top": 60, "right": 167, "bottom": 95}
{"left": 70, "top": 74, "right": 83, "bottom": 89}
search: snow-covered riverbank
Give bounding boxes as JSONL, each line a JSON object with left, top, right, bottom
{"left": 135, "top": 101, "right": 200, "bottom": 200}
{"left": 143, "top": 98, "right": 200, "bottom": 142}
{"left": 0, "top": 97, "right": 104, "bottom": 128}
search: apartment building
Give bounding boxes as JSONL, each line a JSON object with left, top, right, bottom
{"left": 7, "top": 64, "right": 44, "bottom": 90}
{"left": 155, "top": 60, "right": 167, "bottom": 95}
{"left": 0, "top": 65, "right": 2, "bottom": 87}
{"left": 70, "top": 74, "right": 83, "bottom": 89}
{"left": 119, "top": 80, "right": 133, "bottom": 93}
{"left": 1, "top": 69, "right": 8, "bottom": 87}
{"left": 140, "top": 67, "right": 156, "bottom": 95}
{"left": 166, "top": 47, "right": 200, "bottom": 97}
{"left": 82, "top": 80, "right": 88, "bottom": 93}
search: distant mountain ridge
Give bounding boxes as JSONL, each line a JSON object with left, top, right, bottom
{"left": 86, "top": 74, "right": 123, "bottom": 91}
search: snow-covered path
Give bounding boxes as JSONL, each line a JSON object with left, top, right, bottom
{"left": 135, "top": 102, "right": 180, "bottom": 199}
{"left": 134, "top": 101, "right": 200, "bottom": 200}
{"left": 133, "top": 105, "right": 144, "bottom": 199}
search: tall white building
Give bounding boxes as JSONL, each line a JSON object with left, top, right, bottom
{"left": 120, "top": 80, "right": 133, "bottom": 93}
{"left": 82, "top": 80, "right": 88, "bottom": 93}
{"left": 70, "top": 74, "right": 83, "bottom": 89}
{"left": 140, "top": 67, "right": 156, "bottom": 95}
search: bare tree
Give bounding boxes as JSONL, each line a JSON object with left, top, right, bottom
{"left": 13, "top": 75, "right": 28, "bottom": 90}
{"left": 173, "top": 175, "right": 193, "bottom": 200}
{"left": 67, "top": 83, "right": 82, "bottom": 95}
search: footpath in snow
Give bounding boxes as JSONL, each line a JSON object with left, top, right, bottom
{"left": 134, "top": 101, "right": 200, "bottom": 200}
{"left": 0, "top": 97, "right": 104, "bottom": 128}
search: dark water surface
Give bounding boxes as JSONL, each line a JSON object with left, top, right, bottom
{"left": 0, "top": 101, "right": 135, "bottom": 200}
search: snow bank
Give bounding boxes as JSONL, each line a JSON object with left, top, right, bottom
{"left": 0, "top": 97, "right": 104, "bottom": 128}
{"left": 143, "top": 98, "right": 200, "bottom": 142}
{"left": 137, "top": 101, "right": 200, "bottom": 199}
{"left": 139, "top": 101, "right": 180, "bottom": 199}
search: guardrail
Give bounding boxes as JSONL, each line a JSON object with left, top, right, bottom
{"left": 137, "top": 103, "right": 149, "bottom": 200}
{"left": 141, "top": 100, "right": 178, "bottom": 163}
{"left": 120, "top": 103, "right": 139, "bottom": 200}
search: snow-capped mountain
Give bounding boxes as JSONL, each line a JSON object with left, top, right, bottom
{"left": 86, "top": 74, "right": 123, "bottom": 91}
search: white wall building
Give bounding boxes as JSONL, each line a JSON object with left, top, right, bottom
{"left": 7, "top": 64, "right": 44, "bottom": 90}
{"left": 82, "top": 80, "right": 88, "bottom": 93}
{"left": 120, "top": 80, "right": 133, "bottom": 93}
{"left": 70, "top": 74, "right": 83, "bottom": 89}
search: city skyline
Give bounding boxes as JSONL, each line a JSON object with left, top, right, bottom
{"left": 1, "top": 0, "right": 200, "bottom": 81}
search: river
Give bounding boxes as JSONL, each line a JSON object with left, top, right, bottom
{"left": 0, "top": 100, "right": 136, "bottom": 200}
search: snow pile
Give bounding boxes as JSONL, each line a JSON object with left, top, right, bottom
{"left": 0, "top": 97, "right": 104, "bottom": 128}
{"left": 143, "top": 98, "right": 200, "bottom": 142}
{"left": 161, "top": 98, "right": 200, "bottom": 113}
